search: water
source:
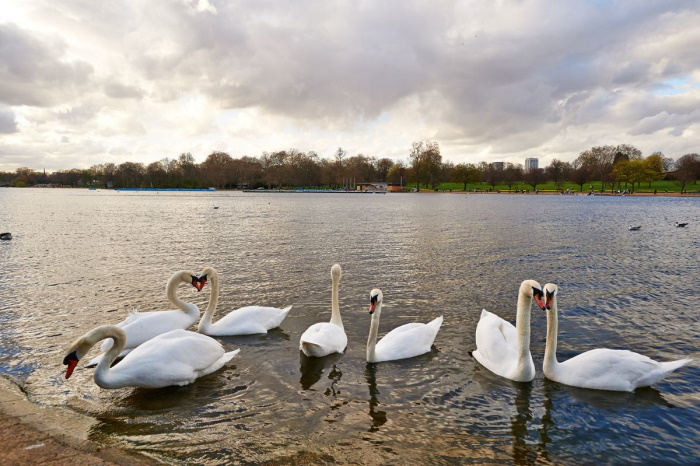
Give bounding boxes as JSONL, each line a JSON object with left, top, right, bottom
{"left": 0, "top": 188, "right": 698, "bottom": 464}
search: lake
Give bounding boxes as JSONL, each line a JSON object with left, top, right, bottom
{"left": 0, "top": 188, "right": 698, "bottom": 464}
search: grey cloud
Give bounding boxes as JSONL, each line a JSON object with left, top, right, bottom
{"left": 0, "top": 23, "right": 94, "bottom": 107}
{"left": 104, "top": 81, "right": 145, "bottom": 99}
{"left": 0, "top": 107, "right": 18, "bottom": 133}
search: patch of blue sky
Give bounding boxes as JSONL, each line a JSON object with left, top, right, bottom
{"left": 653, "top": 77, "right": 692, "bottom": 96}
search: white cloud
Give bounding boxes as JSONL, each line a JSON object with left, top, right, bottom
{"left": 1, "top": 0, "right": 699, "bottom": 172}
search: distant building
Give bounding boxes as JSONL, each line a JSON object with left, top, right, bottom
{"left": 525, "top": 158, "right": 539, "bottom": 172}
{"left": 490, "top": 161, "right": 504, "bottom": 171}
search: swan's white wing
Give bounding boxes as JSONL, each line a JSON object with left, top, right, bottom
{"left": 299, "top": 322, "right": 347, "bottom": 357}
{"left": 108, "top": 330, "right": 238, "bottom": 388}
{"left": 473, "top": 310, "right": 520, "bottom": 378}
{"left": 119, "top": 309, "right": 199, "bottom": 348}
{"left": 374, "top": 318, "right": 442, "bottom": 362}
{"left": 208, "top": 305, "right": 292, "bottom": 335}
{"left": 557, "top": 348, "right": 690, "bottom": 391}
{"left": 99, "top": 309, "right": 159, "bottom": 351}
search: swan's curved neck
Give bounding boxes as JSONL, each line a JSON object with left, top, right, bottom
{"left": 91, "top": 326, "right": 126, "bottom": 387}
{"left": 543, "top": 297, "right": 560, "bottom": 374}
{"left": 515, "top": 288, "right": 533, "bottom": 370}
{"left": 366, "top": 304, "right": 381, "bottom": 363}
{"left": 199, "top": 269, "right": 219, "bottom": 332}
{"left": 166, "top": 272, "right": 198, "bottom": 318}
{"left": 329, "top": 274, "right": 343, "bottom": 328}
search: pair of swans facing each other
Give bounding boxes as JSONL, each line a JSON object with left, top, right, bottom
{"left": 299, "top": 264, "right": 443, "bottom": 363}
{"left": 86, "top": 267, "right": 292, "bottom": 367}
{"left": 473, "top": 280, "right": 691, "bottom": 392}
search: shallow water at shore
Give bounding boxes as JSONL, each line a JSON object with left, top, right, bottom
{"left": 0, "top": 188, "right": 698, "bottom": 464}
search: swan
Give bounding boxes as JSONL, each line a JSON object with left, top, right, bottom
{"left": 86, "top": 270, "right": 204, "bottom": 367}
{"left": 365, "top": 289, "right": 443, "bottom": 363}
{"left": 64, "top": 325, "right": 239, "bottom": 389}
{"left": 472, "top": 280, "right": 545, "bottom": 382}
{"left": 299, "top": 264, "right": 347, "bottom": 357}
{"left": 196, "top": 266, "right": 292, "bottom": 336}
{"left": 542, "top": 283, "right": 692, "bottom": 392}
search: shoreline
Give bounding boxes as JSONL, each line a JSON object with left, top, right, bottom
{"left": 0, "top": 376, "right": 153, "bottom": 465}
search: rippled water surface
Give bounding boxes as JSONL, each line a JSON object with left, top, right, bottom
{"left": 1, "top": 188, "right": 698, "bottom": 464}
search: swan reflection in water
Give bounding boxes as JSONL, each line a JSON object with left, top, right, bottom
{"left": 299, "top": 352, "right": 343, "bottom": 390}
{"left": 364, "top": 363, "right": 387, "bottom": 432}
{"left": 472, "top": 364, "right": 675, "bottom": 465}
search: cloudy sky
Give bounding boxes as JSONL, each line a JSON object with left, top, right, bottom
{"left": 1, "top": 0, "right": 699, "bottom": 172}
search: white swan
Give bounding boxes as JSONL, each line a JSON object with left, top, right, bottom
{"left": 541, "top": 283, "right": 691, "bottom": 392}
{"left": 64, "top": 325, "right": 239, "bottom": 389}
{"left": 86, "top": 270, "right": 203, "bottom": 367}
{"left": 195, "top": 266, "right": 292, "bottom": 336}
{"left": 299, "top": 264, "right": 347, "bottom": 357}
{"left": 472, "top": 280, "right": 545, "bottom": 382}
{"left": 365, "top": 289, "right": 443, "bottom": 363}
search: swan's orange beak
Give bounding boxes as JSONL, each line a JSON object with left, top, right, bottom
{"left": 545, "top": 290, "right": 555, "bottom": 310}
{"left": 65, "top": 360, "right": 78, "bottom": 379}
{"left": 63, "top": 351, "right": 79, "bottom": 379}
{"left": 533, "top": 288, "right": 546, "bottom": 310}
{"left": 369, "top": 295, "right": 378, "bottom": 314}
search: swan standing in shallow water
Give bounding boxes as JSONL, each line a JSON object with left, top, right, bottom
{"left": 196, "top": 266, "right": 292, "bottom": 336}
{"left": 299, "top": 264, "right": 347, "bottom": 357}
{"left": 64, "top": 325, "right": 239, "bottom": 389}
{"left": 365, "top": 289, "right": 443, "bottom": 363}
{"left": 472, "top": 280, "right": 545, "bottom": 382}
{"left": 86, "top": 270, "right": 203, "bottom": 367}
{"left": 541, "top": 283, "right": 691, "bottom": 392}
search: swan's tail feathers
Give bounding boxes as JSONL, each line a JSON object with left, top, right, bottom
{"left": 86, "top": 348, "right": 131, "bottom": 368}
{"left": 660, "top": 358, "right": 692, "bottom": 374}
{"left": 300, "top": 341, "right": 332, "bottom": 358}
{"left": 199, "top": 349, "right": 240, "bottom": 378}
{"left": 281, "top": 305, "right": 293, "bottom": 315}
{"left": 222, "top": 348, "right": 241, "bottom": 364}
{"left": 427, "top": 316, "right": 444, "bottom": 331}
{"left": 480, "top": 309, "right": 490, "bottom": 319}
{"left": 85, "top": 353, "right": 104, "bottom": 368}
{"left": 99, "top": 338, "right": 115, "bottom": 352}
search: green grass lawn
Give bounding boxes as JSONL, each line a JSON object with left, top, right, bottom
{"left": 412, "top": 179, "right": 698, "bottom": 193}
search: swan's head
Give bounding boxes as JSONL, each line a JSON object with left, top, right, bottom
{"left": 193, "top": 267, "right": 217, "bottom": 291}
{"left": 331, "top": 263, "right": 342, "bottom": 281}
{"left": 369, "top": 289, "right": 383, "bottom": 314}
{"left": 63, "top": 350, "right": 80, "bottom": 379}
{"left": 543, "top": 283, "right": 558, "bottom": 310}
{"left": 521, "top": 280, "right": 546, "bottom": 310}
{"left": 63, "top": 325, "right": 126, "bottom": 379}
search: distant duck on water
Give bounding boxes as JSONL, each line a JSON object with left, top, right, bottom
{"left": 675, "top": 222, "right": 688, "bottom": 228}
{"left": 628, "top": 225, "right": 641, "bottom": 231}
{"left": 0, "top": 232, "right": 11, "bottom": 240}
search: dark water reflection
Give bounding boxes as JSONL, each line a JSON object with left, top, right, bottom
{"left": 0, "top": 189, "right": 698, "bottom": 464}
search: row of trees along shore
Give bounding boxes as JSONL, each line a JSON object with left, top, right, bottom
{"left": 2, "top": 142, "right": 699, "bottom": 193}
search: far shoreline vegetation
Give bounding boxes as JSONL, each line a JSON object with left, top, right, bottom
{"left": 2, "top": 142, "right": 699, "bottom": 195}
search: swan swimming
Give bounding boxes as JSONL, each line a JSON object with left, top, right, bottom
{"left": 365, "top": 289, "right": 443, "bottom": 363}
{"left": 472, "top": 280, "right": 545, "bottom": 382}
{"left": 64, "top": 325, "right": 239, "bottom": 389}
{"left": 86, "top": 270, "right": 204, "bottom": 367}
{"left": 541, "top": 283, "right": 691, "bottom": 392}
{"left": 196, "top": 266, "right": 292, "bottom": 336}
{"left": 299, "top": 264, "right": 347, "bottom": 357}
